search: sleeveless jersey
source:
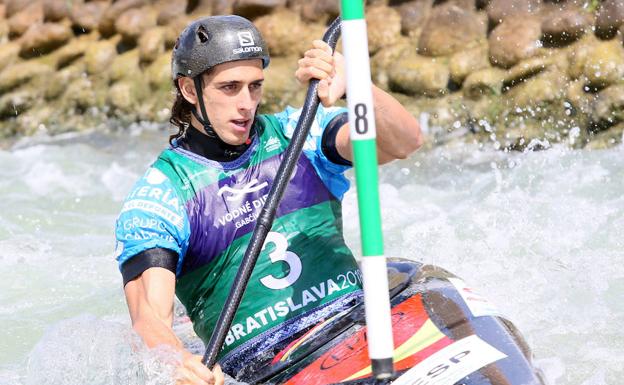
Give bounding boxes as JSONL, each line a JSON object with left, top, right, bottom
{"left": 115, "top": 106, "right": 363, "bottom": 359}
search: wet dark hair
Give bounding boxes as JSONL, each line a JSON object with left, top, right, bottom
{"left": 168, "top": 70, "right": 213, "bottom": 145}
{"left": 169, "top": 81, "right": 192, "bottom": 145}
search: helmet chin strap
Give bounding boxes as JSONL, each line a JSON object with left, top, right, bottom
{"left": 192, "top": 76, "right": 218, "bottom": 138}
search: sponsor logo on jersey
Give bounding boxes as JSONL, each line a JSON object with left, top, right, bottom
{"left": 217, "top": 178, "right": 268, "bottom": 201}
{"left": 145, "top": 168, "right": 167, "bottom": 185}
{"left": 225, "top": 269, "right": 363, "bottom": 347}
{"left": 264, "top": 136, "right": 281, "bottom": 153}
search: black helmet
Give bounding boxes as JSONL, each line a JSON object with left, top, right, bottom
{"left": 172, "top": 15, "right": 270, "bottom": 80}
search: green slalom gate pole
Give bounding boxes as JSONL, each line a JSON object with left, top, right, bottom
{"left": 341, "top": 1, "right": 395, "bottom": 380}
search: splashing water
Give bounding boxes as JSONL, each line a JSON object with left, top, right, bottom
{"left": 0, "top": 126, "right": 622, "bottom": 384}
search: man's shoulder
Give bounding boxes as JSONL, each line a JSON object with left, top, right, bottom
{"left": 264, "top": 105, "right": 347, "bottom": 139}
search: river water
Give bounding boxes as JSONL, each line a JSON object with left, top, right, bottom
{"left": 0, "top": 123, "right": 622, "bottom": 385}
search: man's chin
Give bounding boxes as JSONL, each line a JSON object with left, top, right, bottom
{"left": 222, "top": 134, "right": 248, "bottom": 146}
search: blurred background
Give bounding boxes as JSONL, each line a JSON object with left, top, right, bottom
{"left": 0, "top": 0, "right": 623, "bottom": 384}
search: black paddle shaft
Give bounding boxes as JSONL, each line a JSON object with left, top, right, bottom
{"left": 202, "top": 17, "right": 343, "bottom": 369}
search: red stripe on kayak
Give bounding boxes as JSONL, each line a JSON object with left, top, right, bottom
{"left": 283, "top": 294, "right": 454, "bottom": 385}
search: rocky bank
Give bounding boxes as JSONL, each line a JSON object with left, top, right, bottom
{"left": 1, "top": 0, "right": 624, "bottom": 150}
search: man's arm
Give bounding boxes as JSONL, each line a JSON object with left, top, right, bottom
{"left": 334, "top": 85, "right": 423, "bottom": 164}
{"left": 124, "top": 267, "right": 180, "bottom": 348}
{"left": 296, "top": 40, "right": 423, "bottom": 164}
{"left": 124, "top": 267, "right": 224, "bottom": 385}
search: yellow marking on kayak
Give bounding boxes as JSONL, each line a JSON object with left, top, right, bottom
{"left": 392, "top": 318, "right": 446, "bottom": 362}
{"left": 279, "top": 316, "right": 337, "bottom": 362}
{"left": 341, "top": 319, "right": 446, "bottom": 382}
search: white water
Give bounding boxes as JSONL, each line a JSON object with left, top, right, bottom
{"left": 0, "top": 125, "right": 622, "bottom": 384}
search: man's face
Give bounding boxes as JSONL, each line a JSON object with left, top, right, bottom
{"left": 200, "top": 59, "right": 264, "bottom": 145}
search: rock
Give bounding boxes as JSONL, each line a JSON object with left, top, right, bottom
{"left": 503, "top": 56, "right": 551, "bottom": 88}
{"left": 51, "top": 32, "right": 98, "bottom": 69}
{"left": 110, "top": 49, "right": 140, "bottom": 82}
{"left": 293, "top": 0, "right": 340, "bottom": 23}
{"left": 146, "top": 52, "right": 171, "bottom": 91}
{"left": 595, "top": 0, "right": 624, "bottom": 40}
{"left": 262, "top": 56, "right": 302, "bottom": 111}
{"left": 155, "top": 0, "right": 187, "bottom": 25}
{"left": 62, "top": 76, "right": 107, "bottom": 111}
{"left": 163, "top": 16, "right": 191, "bottom": 48}
{"left": 99, "top": 0, "right": 145, "bottom": 37}
{"left": 418, "top": 4, "right": 486, "bottom": 57}
{"left": 0, "top": 19, "right": 8, "bottom": 40}
{"left": 395, "top": 0, "right": 433, "bottom": 36}
{"left": 567, "top": 33, "right": 598, "bottom": 80}
{"left": 71, "top": 1, "right": 109, "bottom": 33}
{"left": 449, "top": 44, "right": 490, "bottom": 84}
{"left": 582, "top": 40, "right": 624, "bottom": 89}
{"left": 15, "top": 104, "right": 61, "bottom": 136}
{"left": 254, "top": 8, "right": 310, "bottom": 56}
{"left": 585, "top": 122, "right": 624, "bottom": 149}
{"left": 0, "top": 41, "right": 20, "bottom": 71}
{"left": 488, "top": 16, "right": 542, "bottom": 68}
{"left": 443, "top": 0, "right": 477, "bottom": 10}
{"left": 139, "top": 27, "right": 165, "bottom": 63}
{"left": 0, "top": 88, "right": 39, "bottom": 118}
{"left": 487, "top": 0, "right": 541, "bottom": 25}
{"left": 590, "top": 84, "right": 624, "bottom": 129}
{"left": 367, "top": 5, "right": 402, "bottom": 55}
{"left": 504, "top": 68, "right": 566, "bottom": 107}
{"left": 42, "top": 0, "right": 73, "bottom": 22}
{"left": 209, "top": 0, "right": 233, "bottom": 16}
{"left": 565, "top": 78, "right": 590, "bottom": 111}
{"left": 462, "top": 67, "right": 506, "bottom": 99}
{"left": 115, "top": 7, "right": 157, "bottom": 45}
{"left": 388, "top": 53, "right": 450, "bottom": 96}
{"left": 564, "top": 77, "right": 592, "bottom": 132}
{"left": 19, "top": 22, "right": 73, "bottom": 58}
{"left": 8, "top": 2, "right": 44, "bottom": 38}
{"left": 45, "top": 62, "right": 85, "bottom": 100}
{"left": 4, "top": 0, "right": 31, "bottom": 18}
{"left": 84, "top": 37, "right": 118, "bottom": 75}
{"left": 370, "top": 37, "right": 411, "bottom": 89}
{"left": 545, "top": 46, "right": 570, "bottom": 75}
{"left": 109, "top": 81, "right": 136, "bottom": 113}
{"left": 541, "top": 6, "right": 592, "bottom": 47}
{"left": 0, "top": 60, "right": 53, "bottom": 92}
{"left": 233, "top": 0, "right": 286, "bottom": 19}
{"left": 109, "top": 77, "right": 149, "bottom": 114}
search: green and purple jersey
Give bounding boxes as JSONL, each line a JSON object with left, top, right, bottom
{"left": 115, "top": 106, "right": 363, "bottom": 359}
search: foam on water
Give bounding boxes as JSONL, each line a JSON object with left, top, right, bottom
{"left": 0, "top": 129, "right": 622, "bottom": 384}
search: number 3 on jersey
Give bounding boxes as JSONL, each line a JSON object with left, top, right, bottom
{"left": 259, "top": 232, "right": 302, "bottom": 290}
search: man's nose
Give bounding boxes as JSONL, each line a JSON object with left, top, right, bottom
{"left": 237, "top": 88, "right": 255, "bottom": 111}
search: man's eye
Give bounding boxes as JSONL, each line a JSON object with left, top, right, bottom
{"left": 222, "top": 84, "right": 236, "bottom": 91}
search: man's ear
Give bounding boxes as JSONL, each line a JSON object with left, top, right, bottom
{"left": 178, "top": 77, "right": 198, "bottom": 104}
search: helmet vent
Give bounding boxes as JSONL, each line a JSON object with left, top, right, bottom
{"left": 197, "top": 25, "right": 210, "bottom": 43}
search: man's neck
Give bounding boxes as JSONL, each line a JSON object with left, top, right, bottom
{"left": 178, "top": 123, "right": 254, "bottom": 162}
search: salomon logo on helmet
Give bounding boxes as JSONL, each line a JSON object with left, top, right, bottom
{"left": 238, "top": 31, "right": 255, "bottom": 47}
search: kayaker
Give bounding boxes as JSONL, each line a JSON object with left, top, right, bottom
{"left": 114, "top": 14, "right": 422, "bottom": 385}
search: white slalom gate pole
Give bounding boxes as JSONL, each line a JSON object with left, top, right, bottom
{"left": 340, "top": 1, "right": 395, "bottom": 380}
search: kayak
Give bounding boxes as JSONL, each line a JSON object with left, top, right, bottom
{"left": 226, "top": 259, "right": 546, "bottom": 385}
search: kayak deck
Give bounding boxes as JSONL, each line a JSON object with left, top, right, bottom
{"left": 229, "top": 260, "right": 545, "bottom": 385}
